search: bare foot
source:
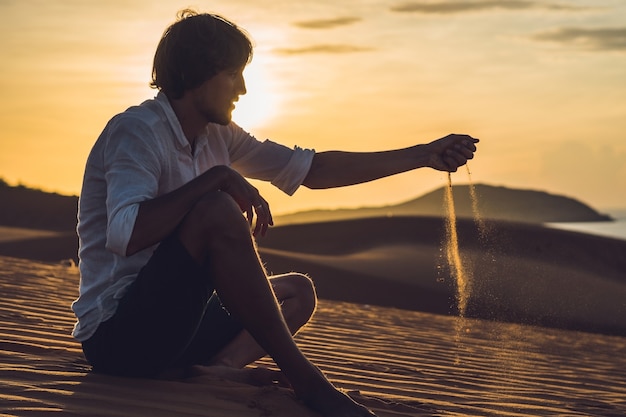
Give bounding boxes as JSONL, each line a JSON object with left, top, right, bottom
{"left": 167, "top": 364, "right": 374, "bottom": 416}
{"left": 302, "top": 388, "right": 377, "bottom": 417}
{"left": 292, "top": 370, "right": 376, "bottom": 417}
{"left": 187, "top": 364, "right": 291, "bottom": 387}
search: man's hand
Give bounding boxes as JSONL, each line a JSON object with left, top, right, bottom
{"left": 214, "top": 166, "right": 273, "bottom": 237}
{"left": 425, "top": 134, "right": 479, "bottom": 172}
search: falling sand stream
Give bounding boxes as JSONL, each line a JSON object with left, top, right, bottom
{"left": 442, "top": 165, "right": 486, "bottom": 361}
{"left": 443, "top": 172, "right": 470, "bottom": 319}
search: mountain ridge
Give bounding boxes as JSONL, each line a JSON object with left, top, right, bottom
{"left": 276, "top": 184, "right": 613, "bottom": 225}
{"left": 0, "top": 180, "right": 78, "bottom": 231}
{"left": 0, "top": 180, "right": 612, "bottom": 231}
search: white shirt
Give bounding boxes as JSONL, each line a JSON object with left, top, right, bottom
{"left": 71, "top": 92, "right": 314, "bottom": 341}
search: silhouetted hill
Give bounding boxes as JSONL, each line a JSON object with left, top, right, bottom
{"left": 0, "top": 181, "right": 612, "bottom": 232}
{"left": 277, "top": 184, "right": 613, "bottom": 225}
{"left": 0, "top": 180, "right": 78, "bottom": 231}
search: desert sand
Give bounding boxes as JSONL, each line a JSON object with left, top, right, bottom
{"left": 1, "top": 216, "right": 626, "bottom": 416}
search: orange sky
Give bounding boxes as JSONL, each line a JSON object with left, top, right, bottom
{"left": 1, "top": 1, "right": 625, "bottom": 214}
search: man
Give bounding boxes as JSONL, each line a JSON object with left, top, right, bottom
{"left": 72, "top": 9, "right": 478, "bottom": 417}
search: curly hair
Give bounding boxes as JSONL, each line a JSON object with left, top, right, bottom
{"left": 150, "top": 9, "right": 253, "bottom": 99}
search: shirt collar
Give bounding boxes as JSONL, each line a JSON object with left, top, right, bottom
{"left": 154, "top": 91, "right": 193, "bottom": 151}
{"left": 154, "top": 91, "right": 211, "bottom": 153}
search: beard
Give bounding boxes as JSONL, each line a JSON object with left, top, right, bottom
{"left": 204, "top": 106, "right": 233, "bottom": 126}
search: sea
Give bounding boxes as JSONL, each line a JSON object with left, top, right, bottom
{"left": 546, "top": 208, "right": 626, "bottom": 242}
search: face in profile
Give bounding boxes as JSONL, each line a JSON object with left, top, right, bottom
{"left": 192, "top": 67, "right": 247, "bottom": 126}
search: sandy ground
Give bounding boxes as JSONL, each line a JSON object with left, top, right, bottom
{"left": 1, "top": 216, "right": 626, "bottom": 416}
{"left": 1, "top": 256, "right": 625, "bottom": 416}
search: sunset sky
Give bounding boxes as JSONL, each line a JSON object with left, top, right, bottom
{"left": 1, "top": 0, "right": 625, "bottom": 215}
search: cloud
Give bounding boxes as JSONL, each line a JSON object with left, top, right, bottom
{"left": 273, "top": 44, "right": 374, "bottom": 55}
{"left": 390, "top": 1, "right": 587, "bottom": 14}
{"left": 532, "top": 27, "right": 626, "bottom": 51}
{"left": 293, "top": 17, "right": 362, "bottom": 29}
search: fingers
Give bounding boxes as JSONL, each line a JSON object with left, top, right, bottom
{"left": 252, "top": 196, "right": 273, "bottom": 237}
{"left": 445, "top": 143, "right": 474, "bottom": 168}
{"left": 441, "top": 134, "right": 479, "bottom": 172}
{"left": 221, "top": 169, "right": 273, "bottom": 236}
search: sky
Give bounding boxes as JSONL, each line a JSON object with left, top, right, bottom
{"left": 1, "top": 0, "right": 625, "bottom": 215}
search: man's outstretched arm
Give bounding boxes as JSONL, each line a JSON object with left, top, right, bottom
{"left": 302, "top": 134, "right": 478, "bottom": 190}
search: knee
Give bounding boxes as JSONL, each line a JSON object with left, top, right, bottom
{"left": 185, "top": 192, "right": 248, "bottom": 236}
{"left": 285, "top": 273, "right": 318, "bottom": 318}
{"left": 178, "top": 192, "right": 250, "bottom": 252}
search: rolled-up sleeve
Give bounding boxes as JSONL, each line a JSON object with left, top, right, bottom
{"left": 227, "top": 124, "right": 314, "bottom": 196}
{"left": 102, "top": 117, "right": 161, "bottom": 255}
{"left": 269, "top": 145, "right": 315, "bottom": 195}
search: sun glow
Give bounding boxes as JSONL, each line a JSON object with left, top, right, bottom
{"left": 232, "top": 54, "right": 282, "bottom": 130}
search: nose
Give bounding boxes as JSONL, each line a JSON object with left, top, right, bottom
{"left": 237, "top": 73, "right": 247, "bottom": 96}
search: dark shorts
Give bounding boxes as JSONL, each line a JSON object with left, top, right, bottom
{"left": 81, "top": 235, "right": 244, "bottom": 378}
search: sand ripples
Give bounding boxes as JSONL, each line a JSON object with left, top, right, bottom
{"left": 1, "top": 256, "right": 626, "bottom": 416}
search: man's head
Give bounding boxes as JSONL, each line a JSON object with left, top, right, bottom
{"left": 150, "top": 10, "right": 253, "bottom": 100}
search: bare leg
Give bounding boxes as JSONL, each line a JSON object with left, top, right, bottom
{"left": 208, "top": 272, "right": 317, "bottom": 368}
{"left": 177, "top": 192, "right": 376, "bottom": 417}
{"left": 188, "top": 273, "right": 315, "bottom": 388}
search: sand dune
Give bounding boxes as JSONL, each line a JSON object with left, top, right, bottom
{"left": 0, "top": 227, "right": 77, "bottom": 263}
{"left": 0, "top": 227, "right": 64, "bottom": 243}
{"left": 1, "top": 215, "right": 625, "bottom": 335}
{"left": 259, "top": 216, "right": 626, "bottom": 336}
{"left": 1, "top": 256, "right": 626, "bottom": 416}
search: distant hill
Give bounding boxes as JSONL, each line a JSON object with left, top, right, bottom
{"left": 0, "top": 180, "right": 78, "bottom": 231}
{"left": 277, "top": 184, "right": 613, "bottom": 225}
{"left": 0, "top": 181, "right": 612, "bottom": 231}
